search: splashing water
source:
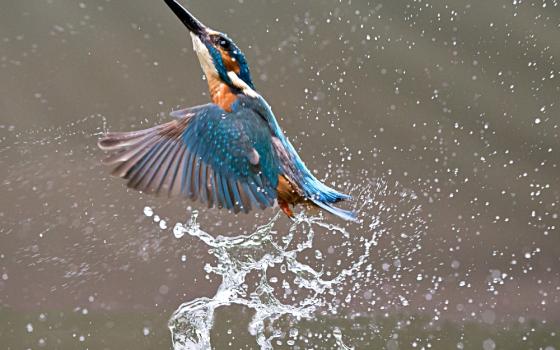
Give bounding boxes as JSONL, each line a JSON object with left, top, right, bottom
{"left": 168, "top": 211, "right": 334, "bottom": 349}
{"left": 143, "top": 179, "right": 427, "bottom": 350}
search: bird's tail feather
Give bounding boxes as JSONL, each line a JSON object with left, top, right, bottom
{"left": 311, "top": 198, "right": 358, "bottom": 222}
{"left": 301, "top": 176, "right": 357, "bottom": 221}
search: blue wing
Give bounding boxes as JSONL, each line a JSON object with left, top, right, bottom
{"left": 98, "top": 103, "right": 279, "bottom": 213}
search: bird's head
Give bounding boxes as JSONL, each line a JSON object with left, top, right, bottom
{"left": 164, "top": 0, "right": 255, "bottom": 94}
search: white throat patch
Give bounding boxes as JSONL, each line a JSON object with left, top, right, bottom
{"left": 190, "top": 33, "right": 218, "bottom": 79}
{"left": 227, "top": 71, "right": 259, "bottom": 98}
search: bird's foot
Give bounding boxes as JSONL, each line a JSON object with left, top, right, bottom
{"left": 278, "top": 199, "right": 295, "bottom": 219}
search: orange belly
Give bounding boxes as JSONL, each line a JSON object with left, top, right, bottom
{"left": 209, "top": 80, "right": 238, "bottom": 112}
{"left": 277, "top": 175, "right": 305, "bottom": 218}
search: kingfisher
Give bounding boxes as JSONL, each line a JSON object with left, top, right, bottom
{"left": 98, "top": 0, "right": 356, "bottom": 221}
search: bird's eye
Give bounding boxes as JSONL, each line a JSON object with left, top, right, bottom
{"left": 217, "top": 37, "right": 230, "bottom": 49}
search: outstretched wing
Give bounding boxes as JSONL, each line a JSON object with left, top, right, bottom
{"left": 98, "top": 103, "right": 279, "bottom": 213}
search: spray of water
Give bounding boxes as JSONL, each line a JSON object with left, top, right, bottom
{"left": 142, "top": 179, "right": 426, "bottom": 349}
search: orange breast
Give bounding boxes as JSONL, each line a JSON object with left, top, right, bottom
{"left": 208, "top": 79, "right": 238, "bottom": 112}
{"left": 277, "top": 175, "right": 309, "bottom": 218}
{"left": 277, "top": 175, "right": 303, "bottom": 205}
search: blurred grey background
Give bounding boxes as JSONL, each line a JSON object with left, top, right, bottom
{"left": 1, "top": 0, "right": 559, "bottom": 349}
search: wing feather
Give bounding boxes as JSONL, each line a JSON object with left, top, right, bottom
{"left": 220, "top": 174, "right": 234, "bottom": 210}
{"left": 214, "top": 172, "right": 225, "bottom": 209}
{"left": 128, "top": 141, "right": 166, "bottom": 188}
{"left": 181, "top": 151, "right": 195, "bottom": 199}
{"left": 236, "top": 181, "right": 252, "bottom": 212}
{"left": 193, "top": 156, "right": 202, "bottom": 199}
{"left": 169, "top": 146, "right": 188, "bottom": 197}
{"left": 138, "top": 138, "right": 176, "bottom": 193}
{"left": 98, "top": 103, "right": 280, "bottom": 213}
{"left": 109, "top": 135, "right": 159, "bottom": 177}
{"left": 229, "top": 179, "right": 244, "bottom": 213}
{"left": 154, "top": 141, "right": 182, "bottom": 194}
{"left": 209, "top": 168, "right": 219, "bottom": 208}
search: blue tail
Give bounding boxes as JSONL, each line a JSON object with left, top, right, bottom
{"left": 253, "top": 96, "right": 357, "bottom": 221}
{"left": 312, "top": 198, "right": 358, "bottom": 221}
{"left": 271, "top": 133, "right": 357, "bottom": 221}
{"left": 301, "top": 175, "right": 358, "bottom": 222}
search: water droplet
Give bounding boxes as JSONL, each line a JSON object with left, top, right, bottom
{"left": 173, "top": 223, "right": 186, "bottom": 239}
{"left": 143, "top": 206, "right": 153, "bottom": 217}
{"left": 451, "top": 260, "right": 460, "bottom": 269}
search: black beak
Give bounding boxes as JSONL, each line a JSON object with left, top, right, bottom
{"left": 164, "top": 0, "right": 207, "bottom": 36}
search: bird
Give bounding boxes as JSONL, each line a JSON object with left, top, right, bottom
{"left": 97, "top": 0, "right": 356, "bottom": 221}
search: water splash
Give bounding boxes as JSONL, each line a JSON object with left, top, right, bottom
{"left": 169, "top": 211, "right": 329, "bottom": 349}
{"left": 333, "top": 327, "right": 354, "bottom": 350}
{"left": 148, "top": 179, "right": 427, "bottom": 349}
